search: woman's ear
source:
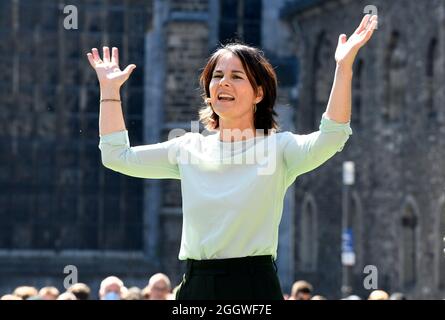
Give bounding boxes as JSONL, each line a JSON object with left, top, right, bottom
{"left": 255, "top": 86, "right": 264, "bottom": 104}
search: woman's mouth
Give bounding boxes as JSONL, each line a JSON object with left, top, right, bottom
{"left": 217, "top": 93, "right": 235, "bottom": 102}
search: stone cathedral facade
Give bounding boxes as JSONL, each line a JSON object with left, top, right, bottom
{"left": 0, "top": 0, "right": 444, "bottom": 299}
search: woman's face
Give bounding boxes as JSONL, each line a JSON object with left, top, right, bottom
{"left": 209, "top": 52, "right": 263, "bottom": 124}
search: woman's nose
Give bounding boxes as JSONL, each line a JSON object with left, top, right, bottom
{"left": 219, "top": 77, "right": 230, "bottom": 86}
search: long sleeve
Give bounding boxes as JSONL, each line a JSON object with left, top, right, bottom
{"left": 98, "top": 130, "right": 185, "bottom": 179}
{"left": 283, "top": 113, "right": 352, "bottom": 185}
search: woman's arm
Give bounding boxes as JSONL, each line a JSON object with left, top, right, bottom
{"left": 325, "top": 14, "right": 378, "bottom": 123}
{"left": 325, "top": 65, "right": 353, "bottom": 123}
{"left": 99, "top": 85, "right": 125, "bottom": 135}
{"left": 283, "top": 15, "right": 377, "bottom": 184}
{"left": 98, "top": 130, "right": 184, "bottom": 179}
{"left": 86, "top": 46, "right": 136, "bottom": 136}
{"left": 87, "top": 46, "right": 183, "bottom": 179}
{"left": 283, "top": 115, "right": 352, "bottom": 184}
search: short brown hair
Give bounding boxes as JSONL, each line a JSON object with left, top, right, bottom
{"left": 199, "top": 43, "right": 279, "bottom": 134}
{"left": 291, "top": 280, "right": 313, "bottom": 297}
{"left": 39, "top": 286, "right": 60, "bottom": 298}
{"left": 13, "top": 286, "right": 38, "bottom": 300}
{"left": 68, "top": 283, "right": 91, "bottom": 300}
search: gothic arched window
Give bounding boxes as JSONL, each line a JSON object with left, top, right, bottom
{"left": 300, "top": 193, "right": 318, "bottom": 271}
{"left": 426, "top": 38, "right": 438, "bottom": 119}
{"left": 401, "top": 203, "right": 418, "bottom": 289}
{"left": 219, "top": 0, "right": 262, "bottom": 46}
{"left": 312, "top": 31, "right": 333, "bottom": 130}
{"left": 384, "top": 31, "right": 407, "bottom": 122}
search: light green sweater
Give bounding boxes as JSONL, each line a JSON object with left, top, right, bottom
{"left": 99, "top": 113, "right": 352, "bottom": 260}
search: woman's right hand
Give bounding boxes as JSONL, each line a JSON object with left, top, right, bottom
{"left": 86, "top": 46, "right": 136, "bottom": 89}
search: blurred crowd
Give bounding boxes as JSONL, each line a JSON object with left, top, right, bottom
{"left": 0, "top": 273, "right": 173, "bottom": 300}
{"left": 0, "top": 275, "right": 407, "bottom": 300}
{"left": 284, "top": 280, "right": 407, "bottom": 300}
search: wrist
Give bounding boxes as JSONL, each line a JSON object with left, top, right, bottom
{"left": 100, "top": 85, "right": 121, "bottom": 100}
{"left": 336, "top": 63, "right": 354, "bottom": 77}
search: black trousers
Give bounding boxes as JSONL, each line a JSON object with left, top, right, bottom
{"left": 175, "top": 255, "right": 284, "bottom": 300}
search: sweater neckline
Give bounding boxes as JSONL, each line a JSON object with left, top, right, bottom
{"left": 210, "top": 130, "right": 275, "bottom": 145}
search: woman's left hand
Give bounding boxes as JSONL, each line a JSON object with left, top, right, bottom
{"left": 335, "top": 14, "right": 378, "bottom": 68}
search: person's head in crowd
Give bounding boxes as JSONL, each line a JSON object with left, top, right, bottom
{"left": 311, "top": 295, "right": 327, "bottom": 300}
{"left": 99, "top": 276, "right": 125, "bottom": 300}
{"left": 290, "top": 280, "right": 313, "bottom": 300}
{"left": 122, "top": 286, "right": 142, "bottom": 300}
{"left": 39, "top": 286, "right": 60, "bottom": 300}
{"left": 68, "top": 283, "right": 91, "bottom": 300}
{"left": 147, "top": 273, "right": 171, "bottom": 300}
{"left": 1, "top": 294, "right": 23, "bottom": 300}
{"left": 13, "top": 286, "right": 39, "bottom": 300}
{"left": 141, "top": 285, "right": 150, "bottom": 300}
{"left": 57, "top": 292, "right": 77, "bottom": 300}
{"left": 389, "top": 292, "right": 407, "bottom": 300}
{"left": 368, "top": 289, "right": 389, "bottom": 300}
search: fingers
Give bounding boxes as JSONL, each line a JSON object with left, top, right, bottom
{"left": 363, "top": 16, "right": 378, "bottom": 36}
{"left": 91, "top": 48, "right": 102, "bottom": 64}
{"left": 338, "top": 34, "right": 347, "bottom": 46}
{"left": 123, "top": 64, "right": 137, "bottom": 76}
{"left": 355, "top": 14, "right": 371, "bottom": 34}
{"left": 86, "top": 53, "right": 96, "bottom": 68}
{"left": 361, "top": 15, "right": 378, "bottom": 35}
{"left": 365, "top": 19, "right": 378, "bottom": 38}
{"left": 111, "top": 47, "right": 119, "bottom": 65}
{"left": 103, "top": 46, "right": 111, "bottom": 63}
{"left": 87, "top": 46, "right": 121, "bottom": 68}
{"left": 369, "top": 15, "right": 378, "bottom": 29}
{"left": 359, "top": 18, "right": 378, "bottom": 46}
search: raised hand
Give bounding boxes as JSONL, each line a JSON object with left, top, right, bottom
{"left": 86, "top": 46, "right": 136, "bottom": 89}
{"left": 335, "top": 14, "right": 378, "bottom": 68}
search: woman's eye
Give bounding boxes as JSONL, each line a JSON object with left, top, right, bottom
{"left": 212, "top": 74, "right": 241, "bottom": 79}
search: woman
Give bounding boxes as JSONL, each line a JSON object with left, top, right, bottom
{"left": 87, "top": 14, "right": 378, "bottom": 300}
